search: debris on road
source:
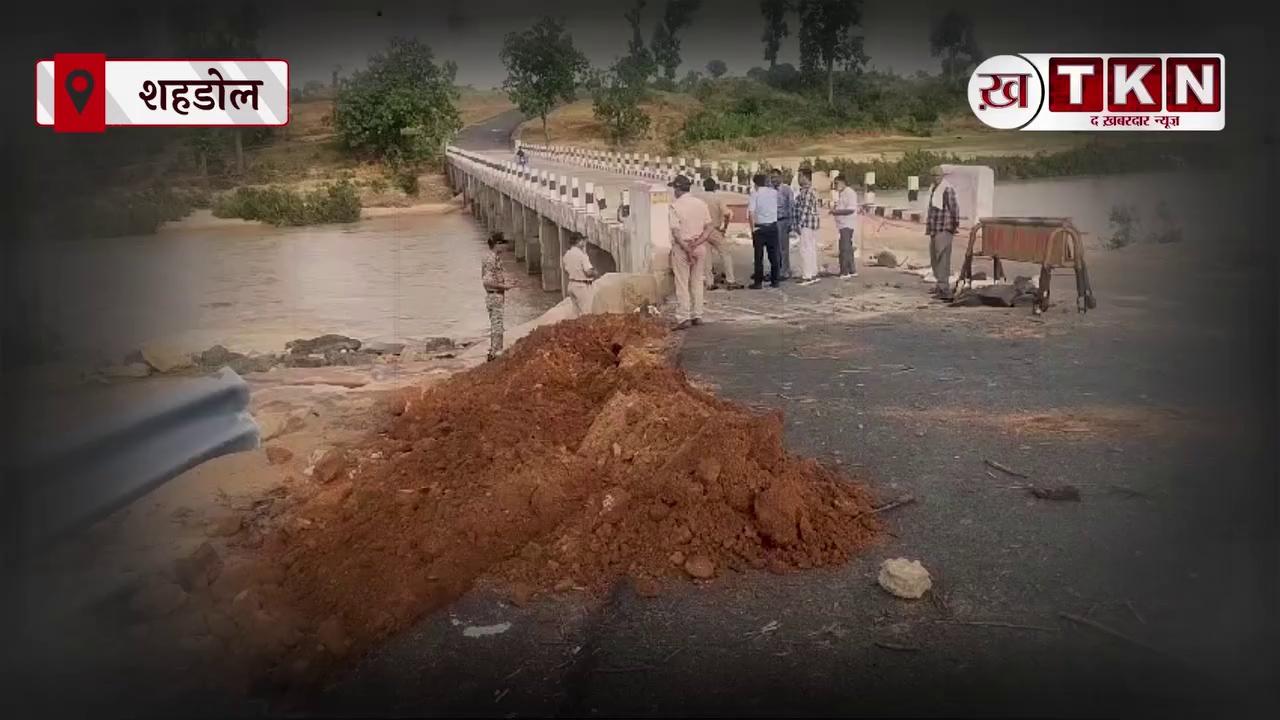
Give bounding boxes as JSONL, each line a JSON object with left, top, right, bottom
{"left": 462, "top": 622, "right": 513, "bottom": 638}
{"left": 877, "top": 558, "right": 932, "bottom": 599}
{"left": 1030, "top": 484, "right": 1082, "bottom": 501}
{"left": 869, "top": 494, "right": 916, "bottom": 515}
{"left": 985, "top": 458, "right": 1029, "bottom": 478}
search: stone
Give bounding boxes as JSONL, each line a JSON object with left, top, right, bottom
{"left": 130, "top": 576, "right": 188, "bottom": 618}
{"left": 683, "top": 555, "right": 716, "bottom": 580}
{"left": 631, "top": 575, "right": 662, "bottom": 598}
{"left": 174, "top": 542, "right": 223, "bottom": 591}
{"left": 420, "top": 336, "right": 455, "bottom": 353}
{"left": 312, "top": 448, "right": 349, "bottom": 484}
{"left": 207, "top": 515, "right": 243, "bottom": 537}
{"left": 317, "top": 615, "right": 350, "bottom": 657}
{"left": 285, "top": 334, "right": 361, "bottom": 355}
{"left": 877, "top": 558, "right": 933, "bottom": 599}
{"left": 696, "top": 456, "right": 722, "bottom": 485}
{"left": 200, "top": 344, "right": 245, "bottom": 367}
{"left": 229, "top": 354, "right": 278, "bottom": 374}
{"left": 140, "top": 342, "right": 195, "bottom": 373}
{"left": 102, "top": 362, "right": 151, "bottom": 379}
{"left": 363, "top": 341, "right": 405, "bottom": 355}
{"left": 264, "top": 445, "right": 294, "bottom": 465}
{"left": 284, "top": 353, "right": 327, "bottom": 368}
{"left": 668, "top": 551, "right": 685, "bottom": 567}
{"left": 671, "top": 525, "right": 693, "bottom": 546}
{"left": 508, "top": 582, "right": 537, "bottom": 607}
{"left": 259, "top": 411, "right": 306, "bottom": 441}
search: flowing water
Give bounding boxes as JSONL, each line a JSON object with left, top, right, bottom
{"left": 21, "top": 206, "right": 557, "bottom": 364}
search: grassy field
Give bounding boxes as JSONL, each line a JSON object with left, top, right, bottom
{"left": 518, "top": 92, "right": 704, "bottom": 154}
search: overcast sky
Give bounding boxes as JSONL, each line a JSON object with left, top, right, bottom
{"left": 257, "top": 0, "right": 1229, "bottom": 90}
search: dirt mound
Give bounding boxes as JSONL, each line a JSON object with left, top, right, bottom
{"left": 237, "top": 314, "right": 878, "bottom": 686}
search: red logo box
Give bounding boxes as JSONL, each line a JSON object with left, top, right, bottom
{"left": 53, "top": 52, "right": 105, "bottom": 133}
{"left": 1048, "top": 57, "right": 1103, "bottom": 112}
{"left": 1107, "top": 57, "right": 1162, "bottom": 112}
{"left": 1166, "top": 57, "right": 1222, "bottom": 112}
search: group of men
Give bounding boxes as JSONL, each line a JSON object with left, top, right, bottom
{"left": 665, "top": 166, "right": 868, "bottom": 328}
{"left": 482, "top": 161, "right": 962, "bottom": 355}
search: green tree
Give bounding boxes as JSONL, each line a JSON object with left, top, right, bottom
{"left": 650, "top": 0, "right": 703, "bottom": 83}
{"left": 929, "top": 9, "right": 982, "bottom": 89}
{"left": 500, "top": 17, "right": 589, "bottom": 143}
{"left": 760, "top": 0, "right": 791, "bottom": 69}
{"left": 706, "top": 59, "right": 728, "bottom": 78}
{"left": 590, "top": 59, "right": 652, "bottom": 143}
{"left": 333, "top": 37, "right": 461, "bottom": 169}
{"left": 798, "top": 0, "right": 867, "bottom": 107}
{"left": 623, "top": 0, "right": 657, "bottom": 83}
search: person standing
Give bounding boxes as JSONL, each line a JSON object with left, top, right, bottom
{"left": 747, "top": 173, "right": 780, "bottom": 289}
{"left": 770, "top": 168, "right": 795, "bottom": 280}
{"left": 926, "top": 165, "right": 960, "bottom": 301}
{"left": 830, "top": 175, "right": 859, "bottom": 279}
{"left": 692, "top": 177, "right": 736, "bottom": 290}
{"left": 667, "top": 174, "right": 713, "bottom": 329}
{"left": 480, "top": 232, "right": 517, "bottom": 361}
{"left": 562, "top": 231, "right": 595, "bottom": 317}
{"left": 794, "top": 168, "right": 821, "bottom": 285}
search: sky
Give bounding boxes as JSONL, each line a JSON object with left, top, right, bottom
{"left": 254, "top": 0, "right": 1229, "bottom": 90}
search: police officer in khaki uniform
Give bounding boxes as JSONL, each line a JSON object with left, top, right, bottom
{"left": 563, "top": 232, "right": 596, "bottom": 316}
{"left": 480, "top": 232, "right": 516, "bottom": 361}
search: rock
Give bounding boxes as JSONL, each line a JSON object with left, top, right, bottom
{"left": 631, "top": 575, "right": 662, "bottom": 598}
{"left": 130, "top": 576, "right": 188, "bottom": 618}
{"left": 1030, "top": 484, "right": 1081, "bottom": 501}
{"left": 363, "top": 341, "right": 406, "bottom": 355}
{"left": 420, "top": 336, "right": 455, "bottom": 353}
{"left": 877, "top": 558, "right": 932, "bottom": 599}
{"left": 260, "top": 412, "right": 306, "bottom": 441}
{"left": 264, "top": 445, "right": 294, "bottom": 465}
{"left": 317, "top": 615, "right": 350, "bottom": 657}
{"left": 553, "top": 578, "right": 575, "bottom": 593}
{"left": 285, "top": 334, "right": 361, "bottom": 355}
{"left": 874, "top": 250, "right": 898, "bottom": 267}
{"left": 207, "top": 515, "right": 243, "bottom": 537}
{"left": 508, "top": 582, "right": 537, "bottom": 607}
{"left": 671, "top": 525, "right": 693, "bottom": 546}
{"left": 140, "top": 342, "right": 195, "bottom": 373}
{"left": 200, "top": 345, "right": 245, "bottom": 367}
{"left": 754, "top": 481, "right": 804, "bottom": 547}
{"left": 173, "top": 542, "right": 223, "bottom": 591}
{"left": 102, "top": 362, "right": 151, "bottom": 379}
{"left": 668, "top": 551, "right": 685, "bottom": 567}
{"left": 229, "top": 354, "right": 278, "bottom": 374}
{"left": 312, "top": 448, "right": 349, "bottom": 484}
{"left": 284, "top": 353, "right": 327, "bottom": 368}
{"left": 683, "top": 555, "right": 716, "bottom": 580}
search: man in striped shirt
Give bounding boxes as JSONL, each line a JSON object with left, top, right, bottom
{"left": 925, "top": 165, "right": 960, "bottom": 301}
{"left": 794, "top": 168, "right": 821, "bottom": 285}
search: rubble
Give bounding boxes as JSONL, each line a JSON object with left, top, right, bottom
{"left": 877, "top": 558, "right": 932, "bottom": 599}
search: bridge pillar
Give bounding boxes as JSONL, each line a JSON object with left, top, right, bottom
{"left": 525, "top": 210, "right": 542, "bottom": 274}
{"left": 509, "top": 199, "right": 525, "bottom": 259}
{"left": 540, "top": 216, "right": 561, "bottom": 292}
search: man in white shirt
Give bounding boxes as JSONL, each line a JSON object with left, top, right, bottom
{"left": 747, "top": 173, "right": 781, "bottom": 288}
{"left": 667, "top": 174, "right": 714, "bottom": 329}
{"left": 830, "top": 176, "right": 860, "bottom": 278}
{"left": 562, "top": 232, "right": 595, "bottom": 317}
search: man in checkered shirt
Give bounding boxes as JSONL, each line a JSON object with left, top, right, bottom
{"left": 794, "top": 168, "right": 821, "bottom": 285}
{"left": 925, "top": 165, "right": 960, "bottom": 300}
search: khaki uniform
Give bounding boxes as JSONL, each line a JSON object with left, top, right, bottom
{"left": 480, "top": 249, "right": 506, "bottom": 358}
{"left": 692, "top": 191, "right": 735, "bottom": 287}
{"left": 563, "top": 244, "right": 595, "bottom": 316}
{"left": 668, "top": 193, "right": 712, "bottom": 323}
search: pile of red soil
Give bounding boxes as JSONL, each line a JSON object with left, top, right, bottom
{"left": 256, "top": 314, "right": 879, "bottom": 682}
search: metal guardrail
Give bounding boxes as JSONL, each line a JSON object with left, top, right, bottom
{"left": 10, "top": 367, "right": 259, "bottom": 552}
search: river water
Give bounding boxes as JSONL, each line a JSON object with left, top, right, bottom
{"left": 23, "top": 206, "right": 558, "bottom": 364}
{"left": 20, "top": 171, "right": 1219, "bottom": 367}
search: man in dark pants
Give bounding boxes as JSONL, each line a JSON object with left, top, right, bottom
{"left": 747, "top": 173, "right": 781, "bottom": 288}
{"left": 770, "top": 168, "right": 795, "bottom": 280}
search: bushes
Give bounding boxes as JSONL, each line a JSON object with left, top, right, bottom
{"left": 79, "top": 185, "right": 204, "bottom": 238}
{"left": 213, "top": 181, "right": 361, "bottom": 226}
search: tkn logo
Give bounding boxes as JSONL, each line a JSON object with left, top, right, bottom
{"left": 969, "top": 54, "right": 1224, "bottom": 131}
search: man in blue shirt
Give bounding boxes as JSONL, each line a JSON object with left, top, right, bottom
{"left": 747, "top": 173, "right": 781, "bottom": 288}
{"left": 770, "top": 168, "right": 795, "bottom": 280}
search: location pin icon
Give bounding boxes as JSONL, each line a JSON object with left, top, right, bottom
{"left": 66, "top": 69, "right": 94, "bottom": 114}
